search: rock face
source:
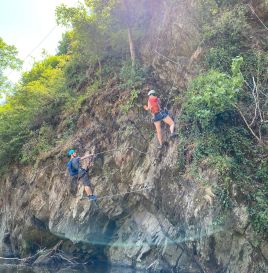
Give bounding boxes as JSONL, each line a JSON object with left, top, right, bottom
{"left": 0, "top": 1, "right": 267, "bottom": 273}
{"left": 141, "top": 0, "right": 202, "bottom": 89}
{"left": 1, "top": 85, "right": 267, "bottom": 272}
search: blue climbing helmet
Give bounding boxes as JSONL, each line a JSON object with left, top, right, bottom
{"left": 68, "top": 149, "right": 76, "bottom": 156}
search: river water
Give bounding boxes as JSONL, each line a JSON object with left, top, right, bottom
{"left": 0, "top": 264, "right": 141, "bottom": 273}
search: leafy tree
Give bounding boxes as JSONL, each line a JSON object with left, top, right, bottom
{"left": 56, "top": 0, "right": 151, "bottom": 69}
{"left": 57, "top": 31, "right": 74, "bottom": 55}
{"left": 86, "top": 0, "right": 137, "bottom": 65}
{"left": 0, "top": 37, "right": 22, "bottom": 94}
{"left": 85, "top": 0, "right": 152, "bottom": 65}
{"left": 56, "top": 3, "right": 115, "bottom": 84}
{"left": 0, "top": 55, "right": 68, "bottom": 168}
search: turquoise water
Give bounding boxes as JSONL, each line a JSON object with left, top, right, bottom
{"left": 0, "top": 264, "right": 140, "bottom": 273}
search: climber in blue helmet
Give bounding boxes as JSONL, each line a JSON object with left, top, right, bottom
{"left": 67, "top": 149, "right": 97, "bottom": 201}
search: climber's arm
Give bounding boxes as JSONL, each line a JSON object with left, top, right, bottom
{"left": 144, "top": 101, "right": 151, "bottom": 111}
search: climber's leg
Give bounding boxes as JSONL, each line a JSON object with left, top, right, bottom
{"left": 163, "top": 115, "right": 175, "bottom": 136}
{"left": 81, "top": 174, "right": 96, "bottom": 201}
{"left": 70, "top": 175, "right": 78, "bottom": 196}
{"left": 154, "top": 121, "right": 163, "bottom": 147}
{"left": 84, "top": 185, "right": 93, "bottom": 196}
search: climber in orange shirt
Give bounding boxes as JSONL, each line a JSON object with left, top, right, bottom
{"left": 144, "top": 90, "right": 176, "bottom": 149}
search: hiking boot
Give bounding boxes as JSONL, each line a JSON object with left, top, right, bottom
{"left": 157, "top": 144, "right": 163, "bottom": 149}
{"left": 88, "top": 195, "right": 97, "bottom": 201}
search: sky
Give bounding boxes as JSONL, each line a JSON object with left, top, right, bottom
{"left": 0, "top": 0, "right": 80, "bottom": 84}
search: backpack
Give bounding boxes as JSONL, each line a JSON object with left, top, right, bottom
{"left": 67, "top": 160, "right": 79, "bottom": 176}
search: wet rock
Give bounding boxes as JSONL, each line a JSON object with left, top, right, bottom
{"left": 147, "top": 259, "right": 170, "bottom": 273}
{"left": 32, "top": 254, "right": 63, "bottom": 267}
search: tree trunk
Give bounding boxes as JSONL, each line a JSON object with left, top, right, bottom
{"left": 127, "top": 26, "right": 136, "bottom": 66}
{"left": 122, "top": 0, "right": 136, "bottom": 66}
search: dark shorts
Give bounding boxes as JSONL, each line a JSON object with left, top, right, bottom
{"left": 79, "top": 173, "right": 91, "bottom": 187}
{"left": 153, "top": 110, "right": 168, "bottom": 122}
{"left": 71, "top": 172, "right": 91, "bottom": 187}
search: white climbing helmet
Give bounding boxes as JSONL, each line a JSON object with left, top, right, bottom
{"left": 148, "top": 90, "right": 156, "bottom": 96}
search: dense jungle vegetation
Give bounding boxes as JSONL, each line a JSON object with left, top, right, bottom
{"left": 0, "top": 0, "right": 267, "bottom": 236}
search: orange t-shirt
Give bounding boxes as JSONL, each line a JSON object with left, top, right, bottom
{"left": 148, "top": 96, "right": 160, "bottom": 114}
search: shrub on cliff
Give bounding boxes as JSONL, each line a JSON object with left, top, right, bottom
{"left": 184, "top": 56, "right": 243, "bottom": 128}
{"left": 181, "top": 56, "right": 268, "bottom": 235}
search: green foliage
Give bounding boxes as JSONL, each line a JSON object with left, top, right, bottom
{"left": 56, "top": 1, "right": 128, "bottom": 61}
{"left": 63, "top": 56, "right": 89, "bottom": 89}
{"left": 0, "top": 38, "right": 21, "bottom": 70}
{"left": 21, "top": 55, "right": 67, "bottom": 86}
{"left": 85, "top": 0, "right": 118, "bottom": 22}
{"left": 21, "top": 124, "right": 56, "bottom": 164}
{"left": 64, "top": 80, "right": 100, "bottom": 113}
{"left": 215, "top": 186, "right": 232, "bottom": 210}
{"left": 249, "top": 185, "right": 268, "bottom": 234}
{"left": 199, "top": 3, "right": 268, "bottom": 147}
{"left": 249, "top": 158, "right": 268, "bottom": 234}
{"left": 180, "top": 112, "right": 268, "bottom": 234}
{"left": 56, "top": 4, "right": 89, "bottom": 27}
{"left": 202, "top": 5, "right": 248, "bottom": 43}
{"left": 199, "top": 0, "right": 268, "bottom": 91}
{"left": 56, "top": 2, "right": 127, "bottom": 89}
{"left": 0, "top": 37, "right": 22, "bottom": 93}
{"left": 119, "top": 61, "right": 149, "bottom": 113}
{"left": 241, "top": 51, "right": 268, "bottom": 82}
{"left": 0, "top": 55, "right": 68, "bottom": 168}
{"left": 184, "top": 57, "right": 243, "bottom": 127}
{"left": 120, "top": 89, "right": 139, "bottom": 113}
{"left": 119, "top": 61, "right": 149, "bottom": 89}
{"left": 56, "top": 0, "right": 152, "bottom": 88}
{"left": 56, "top": 3, "right": 114, "bottom": 74}
{"left": 57, "top": 31, "right": 74, "bottom": 55}
{"left": 199, "top": 2, "right": 254, "bottom": 75}
{"left": 181, "top": 42, "right": 268, "bottom": 235}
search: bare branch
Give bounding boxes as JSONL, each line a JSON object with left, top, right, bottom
{"left": 234, "top": 104, "right": 262, "bottom": 143}
{"left": 253, "top": 76, "right": 264, "bottom": 123}
{"left": 249, "top": 77, "right": 258, "bottom": 126}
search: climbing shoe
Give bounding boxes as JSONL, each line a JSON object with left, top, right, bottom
{"left": 170, "top": 133, "right": 177, "bottom": 139}
{"left": 88, "top": 195, "right": 97, "bottom": 201}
